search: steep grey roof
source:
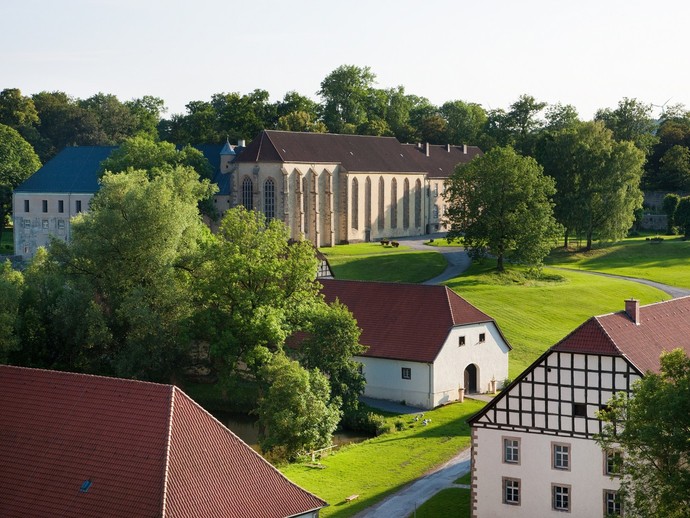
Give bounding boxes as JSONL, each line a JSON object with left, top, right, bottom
{"left": 401, "top": 143, "right": 482, "bottom": 179}
{"left": 14, "top": 146, "right": 116, "bottom": 194}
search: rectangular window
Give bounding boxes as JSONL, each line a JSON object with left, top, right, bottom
{"left": 552, "top": 484, "right": 571, "bottom": 512}
{"left": 401, "top": 367, "right": 411, "bottom": 380}
{"left": 604, "top": 490, "right": 622, "bottom": 516}
{"left": 458, "top": 336, "right": 466, "bottom": 346}
{"left": 479, "top": 332, "right": 486, "bottom": 343}
{"left": 42, "top": 219, "right": 49, "bottom": 230}
{"left": 552, "top": 442, "right": 570, "bottom": 470}
{"left": 502, "top": 477, "right": 520, "bottom": 506}
{"left": 76, "top": 200, "right": 82, "bottom": 213}
{"left": 573, "top": 403, "right": 587, "bottom": 417}
{"left": 57, "top": 220, "right": 65, "bottom": 230}
{"left": 42, "top": 200, "right": 48, "bottom": 213}
{"left": 605, "top": 450, "right": 622, "bottom": 476}
{"left": 23, "top": 218, "right": 31, "bottom": 228}
{"left": 503, "top": 437, "right": 520, "bottom": 464}
{"left": 58, "top": 200, "right": 64, "bottom": 213}
{"left": 24, "top": 200, "right": 29, "bottom": 212}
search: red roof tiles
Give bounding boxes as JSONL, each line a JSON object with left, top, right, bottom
{"left": 552, "top": 296, "right": 690, "bottom": 374}
{"left": 320, "top": 279, "right": 502, "bottom": 363}
{"left": 0, "top": 366, "right": 325, "bottom": 518}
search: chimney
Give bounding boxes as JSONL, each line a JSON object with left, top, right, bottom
{"left": 625, "top": 299, "right": 640, "bottom": 325}
{"left": 425, "top": 142, "right": 430, "bottom": 157}
{"left": 463, "top": 144, "right": 468, "bottom": 154}
{"left": 446, "top": 144, "right": 451, "bottom": 152}
{"left": 237, "top": 139, "right": 246, "bottom": 148}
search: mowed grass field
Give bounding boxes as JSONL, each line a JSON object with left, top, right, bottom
{"left": 546, "top": 235, "right": 690, "bottom": 288}
{"left": 280, "top": 399, "right": 485, "bottom": 518}
{"left": 320, "top": 243, "right": 447, "bottom": 283}
{"left": 445, "top": 261, "right": 669, "bottom": 377}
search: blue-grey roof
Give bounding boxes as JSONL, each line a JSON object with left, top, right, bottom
{"left": 212, "top": 170, "right": 232, "bottom": 196}
{"left": 15, "top": 146, "right": 116, "bottom": 194}
{"left": 220, "top": 141, "right": 236, "bottom": 156}
{"left": 195, "top": 144, "right": 223, "bottom": 173}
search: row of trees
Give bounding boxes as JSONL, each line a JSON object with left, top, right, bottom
{"left": 4, "top": 64, "right": 690, "bottom": 191}
{"left": 0, "top": 144, "right": 366, "bottom": 459}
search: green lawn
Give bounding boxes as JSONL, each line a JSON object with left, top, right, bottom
{"left": 445, "top": 261, "right": 670, "bottom": 377}
{"left": 546, "top": 235, "right": 690, "bottom": 288}
{"left": 425, "top": 237, "right": 464, "bottom": 248}
{"left": 454, "top": 472, "right": 471, "bottom": 485}
{"left": 280, "top": 399, "right": 485, "bottom": 518}
{"left": 408, "top": 487, "right": 470, "bottom": 518}
{"left": 321, "top": 244, "right": 447, "bottom": 283}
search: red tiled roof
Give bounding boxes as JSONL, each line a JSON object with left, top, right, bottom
{"left": 552, "top": 296, "right": 690, "bottom": 374}
{"left": 237, "top": 130, "right": 430, "bottom": 173}
{"left": 0, "top": 366, "right": 325, "bottom": 518}
{"left": 320, "top": 279, "right": 501, "bottom": 363}
{"left": 401, "top": 143, "right": 482, "bottom": 179}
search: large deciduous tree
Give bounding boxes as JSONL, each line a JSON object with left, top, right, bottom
{"left": 444, "top": 146, "right": 560, "bottom": 271}
{"left": 536, "top": 121, "right": 645, "bottom": 250}
{"left": 595, "top": 97, "right": 659, "bottom": 155}
{"left": 319, "top": 65, "right": 376, "bottom": 134}
{"left": 0, "top": 260, "right": 24, "bottom": 362}
{"left": 597, "top": 349, "right": 690, "bottom": 517}
{"left": 0, "top": 124, "right": 41, "bottom": 241}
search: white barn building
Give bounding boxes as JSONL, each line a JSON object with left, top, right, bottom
{"left": 320, "top": 279, "right": 511, "bottom": 409}
{"left": 469, "top": 297, "right": 690, "bottom": 517}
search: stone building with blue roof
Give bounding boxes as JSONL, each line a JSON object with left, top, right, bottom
{"left": 12, "top": 143, "right": 236, "bottom": 259}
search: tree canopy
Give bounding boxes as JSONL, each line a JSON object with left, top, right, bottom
{"left": 444, "top": 146, "right": 561, "bottom": 271}
{"left": 598, "top": 349, "right": 690, "bottom": 517}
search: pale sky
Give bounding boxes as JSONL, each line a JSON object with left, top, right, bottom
{"left": 2, "top": 0, "right": 688, "bottom": 120}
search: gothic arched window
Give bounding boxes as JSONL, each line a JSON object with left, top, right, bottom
{"left": 264, "top": 178, "right": 275, "bottom": 220}
{"left": 242, "top": 176, "right": 253, "bottom": 210}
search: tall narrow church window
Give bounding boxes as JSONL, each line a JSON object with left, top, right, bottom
{"left": 378, "top": 177, "right": 385, "bottom": 230}
{"left": 390, "top": 178, "right": 398, "bottom": 229}
{"left": 303, "top": 176, "right": 309, "bottom": 233}
{"left": 242, "top": 177, "right": 253, "bottom": 210}
{"left": 264, "top": 178, "right": 275, "bottom": 220}
{"left": 403, "top": 178, "right": 410, "bottom": 229}
{"left": 352, "top": 178, "right": 359, "bottom": 229}
{"left": 414, "top": 179, "right": 422, "bottom": 228}
{"left": 365, "top": 177, "right": 371, "bottom": 230}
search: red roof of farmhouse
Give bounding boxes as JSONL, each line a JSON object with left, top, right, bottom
{"left": 236, "top": 130, "right": 481, "bottom": 176}
{"left": 320, "top": 279, "right": 508, "bottom": 363}
{"left": 552, "top": 296, "right": 690, "bottom": 374}
{"left": 0, "top": 365, "right": 325, "bottom": 518}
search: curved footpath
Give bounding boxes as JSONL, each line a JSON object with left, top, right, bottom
{"left": 355, "top": 236, "right": 690, "bottom": 517}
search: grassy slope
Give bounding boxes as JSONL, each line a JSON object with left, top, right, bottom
{"left": 445, "top": 261, "right": 669, "bottom": 377}
{"left": 281, "top": 399, "right": 485, "bottom": 518}
{"left": 408, "top": 487, "right": 470, "bottom": 518}
{"left": 321, "top": 243, "right": 447, "bottom": 283}
{"left": 546, "top": 235, "right": 690, "bottom": 288}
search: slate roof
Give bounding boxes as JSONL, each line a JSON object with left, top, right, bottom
{"left": 14, "top": 146, "right": 116, "bottom": 194}
{"left": 236, "top": 130, "right": 426, "bottom": 173}
{"left": 552, "top": 296, "right": 690, "bottom": 374}
{"left": 401, "top": 143, "right": 482, "bottom": 179}
{"left": 320, "top": 279, "right": 508, "bottom": 363}
{"left": 0, "top": 365, "right": 325, "bottom": 518}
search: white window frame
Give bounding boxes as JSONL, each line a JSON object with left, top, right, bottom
{"left": 552, "top": 484, "right": 571, "bottom": 512}
{"left": 603, "top": 489, "right": 623, "bottom": 516}
{"left": 503, "top": 436, "right": 520, "bottom": 464}
{"left": 552, "top": 442, "right": 571, "bottom": 471}
{"left": 401, "top": 367, "right": 411, "bottom": 380}
{"left": 502, "top": 477, "right": 520, "bottom": 506}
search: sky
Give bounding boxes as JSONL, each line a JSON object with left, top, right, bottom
{"left": 2, "top": 0, "right": 689, "bottom": 120}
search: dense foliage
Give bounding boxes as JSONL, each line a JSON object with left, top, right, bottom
{"left": 598, "top": 349, "right": 690, "bottom": 517}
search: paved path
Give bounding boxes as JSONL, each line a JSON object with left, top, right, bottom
{"left": 394, "top": 233, "right": 471, "bottom": 285}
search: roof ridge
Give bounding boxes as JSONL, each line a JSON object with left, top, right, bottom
{"left": 0, "top": 364, "right": 170, "bottom": 388}
{"left": 160, "top": 385, "right": 176, "bottom": 517}
{"left": 263, "top": 130, "right": 286, "bottom": 161}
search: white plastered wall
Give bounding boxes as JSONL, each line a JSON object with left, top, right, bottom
{"left": 356, "top": 356, "right": 432, "bottom": 409}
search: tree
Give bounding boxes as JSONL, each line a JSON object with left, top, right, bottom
{"left": 257, "top": 352, "right": 341, "bottom": 460}
{"left": 485, "top": 95, "right": 546, "bottom": 155}
{"left": 0, "top": 88, "right": 39, "bottom": 131}
{"left": 125, "top": 95, "right": 166, "bottom": 139}
{"left": 45, "top": 166, "right": 216, "bottom": 380}
{"left": 595, "top": 97, "right": 659, "bottom": 155}
{"left": 536, "top": 121, "right": 645, "bottom": 250}
{"left": 319, "top": 65, "right": 376, "bottom": 133}
{"left": 662, "top": 193, "right": 681, "bottom": 234}
{"left": 79, "top": 93, "right": 138, "bottom": 144}
{"left": 194, "top": 207, "right": 320, "bottom": 378}
{"left": 296, "top": 300, "right": 366, "bottom": 414}
{"left": 659, "top": 145, "right": 690, "bottom": 190}
{"left": 440, "top": 100, "right": 488, "bottom": 145}
{"left": 277, "top": 111, "right": 327, "bottom": 133}
{"left": 444, "top": 146, "right": 561, "bottom": 271}
{"left": 543, "top": 103, "right": 580, "bottom": 132}
{"left": 674, "top": 196, "right": 690, "bottom": 238}
{"left": 0, "top": 261, "right": 24, "bottom": 362}
{"left": 598, "top": 349, "right": 690, "bottom": 517}
{"left": 0, "top": 124, "right": 41, "bottom": 242}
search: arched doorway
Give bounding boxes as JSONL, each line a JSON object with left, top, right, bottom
{"left": 464, "top": 364, "right": 478, "bottom": 394}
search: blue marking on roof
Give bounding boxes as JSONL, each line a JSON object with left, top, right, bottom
{"left": 79, "top": 479, "right": 92, "bottom": 493}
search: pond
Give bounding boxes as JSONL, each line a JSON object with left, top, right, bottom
{"left": 213, "top": 411, "right": 371, "bottom": 451}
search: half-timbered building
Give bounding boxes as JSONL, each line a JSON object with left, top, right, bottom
{"left": 469, "top": 297, "right": 690, "bottom": 517}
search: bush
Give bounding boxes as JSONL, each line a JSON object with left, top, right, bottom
{"left": 342, "top": 407, "right": 390, "bottom": 436}
{"left": 394, "top": 419, "right": 405, "bottom": 431}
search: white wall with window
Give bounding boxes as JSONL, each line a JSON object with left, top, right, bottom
{"left": 472, "top": 428, "right": 621, "bottom": 516}
{"left": 354, "top": 356, "right": 431, "bottom": 408}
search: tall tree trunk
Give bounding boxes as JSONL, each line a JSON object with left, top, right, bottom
{"left": 496, "top": 254, "right": 504, "bottom": 272}
{"left": 586, "top": 230, "right": 593, "bottom": 251}
{"left": 563, "top": 228, "right": 569, "bottom": 249}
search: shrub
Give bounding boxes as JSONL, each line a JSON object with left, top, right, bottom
{"left": 342, "top": 408, "right": 390, "bottom": 436}
{"left": 394, "top": 419, "right": 405, "bottom": 431}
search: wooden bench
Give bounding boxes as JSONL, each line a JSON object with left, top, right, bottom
{"left": 345, "top": 494, "right": 359, "bottom": 502}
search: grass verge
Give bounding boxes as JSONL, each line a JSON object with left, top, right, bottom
{"left": 408, "top": 487, "right": 470, "bottom": 518}
{"left": 280, "top": 399, "right": 485, "bottom": 518}
{"left": 546, "top": 235, "right": 690, "bottom": 288}
{"left": 445, "top": 261, "right": 670, "bottom": 377}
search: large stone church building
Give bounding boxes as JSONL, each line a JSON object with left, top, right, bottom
{"left": 224, "top": 130, "right": 481, "bottom": 246}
